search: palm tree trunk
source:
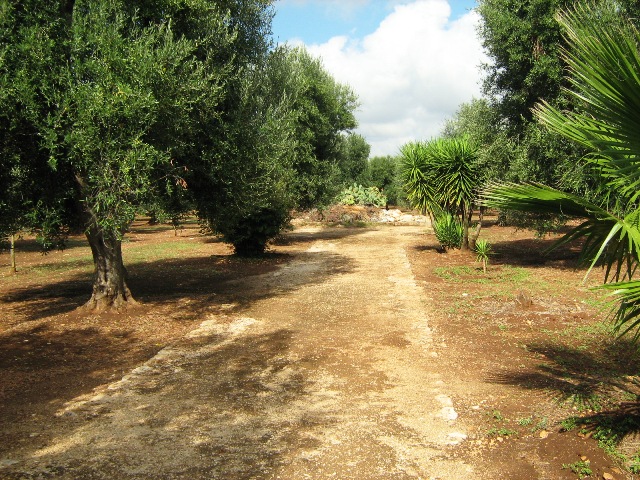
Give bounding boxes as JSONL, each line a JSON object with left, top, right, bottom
{"left": 461, "top": 206, "right": 473, "bottom": 250}
{"left": 469, "top": 207, "right": 484, "bottom": 251}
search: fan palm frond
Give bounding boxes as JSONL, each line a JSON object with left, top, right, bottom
{"left": 601, "top": 280, "right": 640, "bottom": 341}
{"left": 481, "top": 182, "right": 640, "bottom": 282}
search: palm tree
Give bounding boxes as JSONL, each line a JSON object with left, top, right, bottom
{"left": 400, "top": 136, "right": 480, "bottom": 249}
{"left": 481, "top": 3, "right": 640, "bottom": 340}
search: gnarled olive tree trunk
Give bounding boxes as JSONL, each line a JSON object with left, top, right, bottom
{"left": 84, "top": 222, "right": 136, "bottom": 311}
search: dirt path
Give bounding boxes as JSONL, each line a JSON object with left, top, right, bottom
{"left": 4, "top": 225, "right": 479, "bottom": 479}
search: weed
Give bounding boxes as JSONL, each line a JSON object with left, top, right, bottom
{"left": 589, "top": 416, "right": 639, "bottom": 460}
{"left": 532, "top": 416, "right": 549, "bottom": 432}
{"left": 629, "top": 454, "right": 640, "bottom": 474}
{"left": 498, "top": 323, "right": 509, "bottom": 332}
{"left": 490, "top": 410, "right": 505, "bottom": 422}
{"left": 560, "top": 416, "right": 579, "bottom": 431}
{"left": 583, "top": 296, "right": 610, "bottom": 309}
{"left": 433, "top": 265, "right": 474, "bottom": 281}
{"left": 560, "top": 413, "right": 640, "bottom": 467}
{"left": 563, "top": 392, "right": 603, "bottom": 413}
{"left": 445, "top": 300, "right": 473, "bottom": 315}
{"left": 562, "top": 460, "right": 592, "bottom": 479}
{"left": 517, "top": 416, "right": 533, "bottom": 426}
{"left": 556, "top": 321, "right": 613, "bottom": 340}
{"left": 475, "top": 239, "right": 492, "bottom": 273}
{"left": 498, "top": 265, "right": 530, "bottom": 282}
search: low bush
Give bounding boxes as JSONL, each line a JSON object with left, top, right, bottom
{"left": 215, "top": 206, "right": 291, "bottom": 256}
{"left": 433, "top": 212, "right": 463, "bottom": 250}
{"left": 335, "top": 184, "right": 387, "bottom": 207}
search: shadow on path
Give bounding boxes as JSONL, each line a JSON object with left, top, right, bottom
{"left": 5, "top": 328, "right": 332, "bottom": 480}
{"left": 1, "top": 228, "right": 364, "bottom": 322}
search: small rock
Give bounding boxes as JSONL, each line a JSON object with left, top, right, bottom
{"left": 56, "top": 410, "right": 77, "bottom": 418}
{"left": 440, "top": 406, "right": 458, "bottom": 421}
{"left": 603, "top": 473, "right": 615, "bottom": 480}
{"left": 539, "top": 430, "right": 549, "bottom": 439}
{"left": 447, "top": 432, "right": 468, "bottom": 445}
{"left": 131, "top": 365, "right": 154, "bottom": 375}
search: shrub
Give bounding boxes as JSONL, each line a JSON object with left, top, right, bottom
{"left": 475, "top": 239, "right": 492, "bottom": 272}
{"left": 216, "top": 206, "right": 291, "bottom": 257}
{"left": 335, "top": 184, "right": 387, "bottom": 207}
{"left": 433, "top": 212, "right": 463, "bottom": 250}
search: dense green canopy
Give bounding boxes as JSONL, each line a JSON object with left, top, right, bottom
{"left": 0, "top": 1, "right": 360, "bottom": 308}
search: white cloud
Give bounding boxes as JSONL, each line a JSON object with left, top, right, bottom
{"left": 304, "top": 0, "right": 486, "bottom": 157}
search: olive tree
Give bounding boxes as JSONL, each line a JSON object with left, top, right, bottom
{"left": 1, "top": 0, "right": 275, "bottom": 309}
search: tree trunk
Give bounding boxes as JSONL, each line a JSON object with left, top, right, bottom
{"left": 9, "top": 233, "right": 17, "bottom": 274}
{"left": 461, "top": 206, "right": 472, "bottom": 251}
{"left": 469, "top": 207, "right": 484, "bottom": 251}
{"left": 84, "top": 223, "right": 136, "bottom": 311}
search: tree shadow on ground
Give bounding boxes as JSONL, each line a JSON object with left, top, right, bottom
{"left": 410, "top": 244, "right": 445, "bottom": 254}
{"left": 0, "top": 322, "right": 149, "bottom": 435}
{"left": 490, "top": 236, "right": 584, "bottom": 268}
{"left": 271, "top": 225, "right": 372, "bottom": 246}
{"left": 409, "top": 226, "right": 584, "bottom": 264}
{"left": 128, "top": 249, "right": 355, "bottom": 320}
{"left": 486, "top": 339, "right": 640, "bottom": 445}
{"left": 5, "top": 328, "right": 333, "bottom": 479}
{"left": 1, "top": 229, "right": 358, "bottom": 323}
{"left": 0, "top": 277, "right": 91, "bottom": 322}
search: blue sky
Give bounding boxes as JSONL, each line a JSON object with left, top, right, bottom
{"left": 270, "top": 0, "right": 485, "bottom": 157}
{"left": 272, "top": 0, "right": 478, "bottom": 45}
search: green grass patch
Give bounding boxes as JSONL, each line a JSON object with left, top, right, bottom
{"left": 433, "top": 265, "right": 475, "bottom": 281}
{"left": 497, "top": 265, "right": 530, "bottom": 282}
{"left": 124, "top": 241, "right": 203, "bottom": 263}
{"left": 433, "top": 264, "right": 530, "bottom": 286}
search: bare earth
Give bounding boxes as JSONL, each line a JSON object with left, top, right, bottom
{"left": 1, "top": 218, "right": 637, "bottom": 479}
